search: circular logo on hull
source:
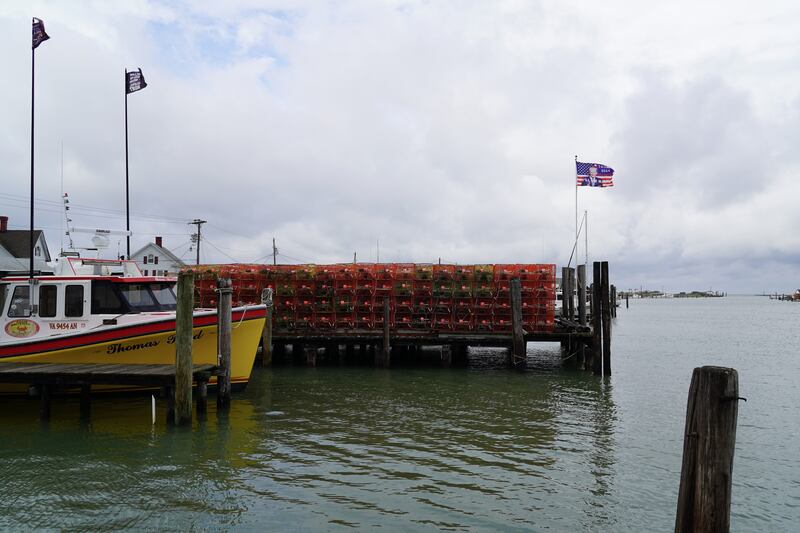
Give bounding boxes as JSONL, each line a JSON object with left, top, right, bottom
{"left": 5, "top": 319, "right": 40, "bottom": 338}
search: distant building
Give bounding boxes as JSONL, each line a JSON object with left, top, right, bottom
{"left": 131, "top": 236, "right": 185, "bottom": 277}
{"left": 0, "top": 215, "right": 52, "bottom": 275}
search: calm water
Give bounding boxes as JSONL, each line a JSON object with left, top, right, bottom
{"left": 1, "top": 296, "right": 798, "bottom": 531}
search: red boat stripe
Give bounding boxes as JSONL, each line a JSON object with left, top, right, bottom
{"left": 0, "top": 307, "right": 265, "bottom": 358}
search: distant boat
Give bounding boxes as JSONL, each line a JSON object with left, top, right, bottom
{"left": 0, "top": 257, "right": 265, "bottom": 395}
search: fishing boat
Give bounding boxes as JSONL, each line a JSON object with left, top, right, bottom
{"left": 0, "top": 257, "right": 266, "bottom": 395}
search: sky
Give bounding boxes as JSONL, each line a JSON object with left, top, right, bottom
{"left": 1, "top": 0, "right": 798, "bottom": 293}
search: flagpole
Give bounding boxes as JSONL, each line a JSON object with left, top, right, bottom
{"left": 584, "top": 209, "right": 588, "bottom": 271}
{"left": 124, "top": 69, "right": 130, "bottom": 259}
{"left": 573, "top": 155, "right": 578, "bottom": 268}
{"left": 30, "top": 46, "right": 35, "bottom": 280}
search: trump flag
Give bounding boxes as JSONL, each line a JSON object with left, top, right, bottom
{"left": 576, "top": 161, "right": 614, "bottom": 187}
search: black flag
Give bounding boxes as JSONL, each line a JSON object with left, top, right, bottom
{"left": 32, "top": 17, "right": 50, "bottom": 50}
{"left": 126, "top": 68, "right": 148, "bottom": 94}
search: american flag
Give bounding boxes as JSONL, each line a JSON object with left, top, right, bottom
{"left": 576, "top": 161, "right": 614, "bottom": 187}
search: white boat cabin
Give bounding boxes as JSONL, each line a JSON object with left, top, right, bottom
{"left": 0, "top": 258, "right": 179, "bottom": 343}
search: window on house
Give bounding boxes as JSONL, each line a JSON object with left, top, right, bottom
{"left": 148, "top": 254, "right": 154, "bottom": 264}
{"left": 154, "top": 256, "right": 159, "bottom": 265}
{"left": 144, "top": 269, "right": 148, "bottom": 276}
{"left": 143, "top": 256, "right": 148, "bottom": 264}
{"left": 65, "top": 285, "right": 84, "bottom": 317}
{"left": 39, "top": 285, "right": 57, "bottom": 317}
{"left": 8, "top": 286, "right": 31, "bottom": 317}
{"left": 34, "top": 246, "right": 41, "bottom": 257}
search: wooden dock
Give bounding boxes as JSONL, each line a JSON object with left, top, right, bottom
{"left": 0, "top": 362, "right": 218, "bottom": 421}
{"left": 264, "top": 261, "right": 614, "bottom": 374}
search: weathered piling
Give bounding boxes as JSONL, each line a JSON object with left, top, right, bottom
{"left": 561, "top": 267, "right": 571, "bottom": 319}
{"left": 577, "top": 265, "right": 587, "bottom": 368}
{"left": 260, "top": 288, "right": 273, "bottom": 366}
{"left": 510, "top": 278, "right": 526, "bottom": 369}
{"left": 626, "top": 293, "right": 629, "bottom": 309}
{"left": 601, "top": 262, "right": 611, "bottom": 375}
{"left": 577, "top": 265, "right": 587, "bottom": 326}
{"left": 600, "top": 261, "right": 614, "bottom": 376}
{"left": 675, "top": 367, "right": 741, "bottom": 533}
{"left": 216, "top": 277, "right": 232, "bottom": 409}
{"left": 175, "top": 270, "right": 194, "bottom": 425}
{"left": 611, "top": 285, "right": 617, "bottom": 318}
{"left": 305, "top": 345, "right": 317, "bottom": 366}
{"left": 591, "top": 264, "right": 602, "bottom": 375}
{"left": 377, "top": 297, "right": 391, "bottom": 367}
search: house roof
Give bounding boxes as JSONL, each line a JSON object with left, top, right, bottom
{"left": 0, "top": 230, "right": 51, "bottom": 261}
{"left": 130, "top": 242, "right": 186, "bottom": 267}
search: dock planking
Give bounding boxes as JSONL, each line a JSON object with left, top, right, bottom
{"left": 0, "top": 362, "right": 217, "bottom": 386}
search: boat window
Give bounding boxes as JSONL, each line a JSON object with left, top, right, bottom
{"left": 119, "top": 283, "right": 157, "bottom": 311}
{"left": 39, "top": 285, "right": 58, "bottom": 317}
{"left": 65, "top": 285, "right": 84, "bottom": 317}
{"left": 91, "top": 281, "right": 128, "bottom": 314}
{"left": 150, "top": 284, "right": 177, "bottom": 308}
{"left": 0, "top": 284, "right": 6, "bottom": 316}
{"left": 8, "top": 285, "right": 31, "bottom": 317}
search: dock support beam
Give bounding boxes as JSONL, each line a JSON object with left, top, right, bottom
{"left": 217, "top": 277, "right": 233, "bottom": 410}
{"left": 675, "top": 366, "right": 740, "bottom": 533}
{"left": 260, "top": 288, "right": 274, "bottom": 366}
{"left": 601, "top": 262, "right": 611, "bottom": 376}
{"left": 577, "top": 265, "right": 587, "bottom": 368}
{"left": 175, "top": 270, "right": 194, "bottom": 425}
{"left": 510, "top": 278, "right": 526, "bottom": 369}
{"left": 591, "top": 264, "right": 602, "bottom": 375}
{"left": 377, "top": 297, "right": 391, "bottom": 368}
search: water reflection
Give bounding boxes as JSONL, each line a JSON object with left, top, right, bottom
{"left": 0, "top": 346, "right": 620, "bottom": 530}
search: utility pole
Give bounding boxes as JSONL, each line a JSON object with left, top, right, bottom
{"left": 353, "top": 252, "right": 357, "bottom": 264}
{"left": 189, "top": 219, "right": 206, "bottom": 266}
{"left": 272, "top": 237, "right": 277, "bottom": 266}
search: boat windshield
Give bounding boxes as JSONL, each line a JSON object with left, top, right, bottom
{"left": 117, "top": 283, "right": 177, "bottom": 312}
{"left": 91, "top": 280, "right": 177, "bottom": 314}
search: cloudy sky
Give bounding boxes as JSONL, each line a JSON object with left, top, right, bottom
{"left": 1, "top": 1, "right": 798, "bottom": 292}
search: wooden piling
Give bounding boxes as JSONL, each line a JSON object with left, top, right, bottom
{"left": 592, "top": 263, "right": 602, "bottom": 375}
{"left": 675, "top": 367, "right": 740, "bottom": 533}
{"left": 601, "top": 262, "right": 611, "bottom": 376}
{"left": 611, "top": 285, "right": 617, "bottom": 318}
{"left": 568, "top": 268, "right": 576, "bottom": 320}
{"left": 561, "top": 267, "right": 570, "bottom": 318}
{"left": 260, "top": 288, "right": 274, "bottom": 366}
{"left": 175, "top": 270, "right": 194, "bottom": 425}
{"left": 510, "top": 278, "right": 526, "bottom": 369}
{"left": 440, "top": 345, "right": 452, "bottom": 367}
{"left": 577, "top": 265, "right": 587, "bottom": 368}
{"left": 216, "top": 277, "right": 232, "bottom": 410}
{"left": 377, "top": 297, "right": 391, "bottom": 368}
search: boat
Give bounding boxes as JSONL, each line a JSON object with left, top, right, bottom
{"left": 0, "top": 257, "right": 266, "bottom": 395}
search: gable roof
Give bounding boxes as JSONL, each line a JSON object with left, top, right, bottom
{"left": 130, "top": 242, "right": 186, "bottom": 267}
{"left": 0, "top": 230, "right": 51, "bottom": 261}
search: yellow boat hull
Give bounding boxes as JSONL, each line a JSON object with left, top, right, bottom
{"left": 0, "top": 308, "right": 265, "bottom": 395}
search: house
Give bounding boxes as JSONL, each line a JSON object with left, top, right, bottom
{"left": 0, "top": 215, "right": 52, "bottom": 275}
{"left": 130, "top": 236, "right": 185, "bottom": 277}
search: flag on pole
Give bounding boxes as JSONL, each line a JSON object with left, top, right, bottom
{"left": 576, "top": 161, "right": 614, "bottom": 187}
{"left": 32, "top": 18, "right": 50, "bottom": 49}
{"left": 125, "top": 68, "right": 148, "bottom": 94}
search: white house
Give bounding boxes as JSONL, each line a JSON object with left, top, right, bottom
{"left": 130, "top": 236, "right": 185, "bottom": 277}
{"left": 0, "top": 215, "right": 52, "bottom": 274}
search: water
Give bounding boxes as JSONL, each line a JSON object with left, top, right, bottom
{"left": 1, "top": 296, "right": 798, "bottom": 531}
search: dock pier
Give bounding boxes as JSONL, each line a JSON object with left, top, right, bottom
{"left": 251, "top": 261, "right": 614, "bottom": 373}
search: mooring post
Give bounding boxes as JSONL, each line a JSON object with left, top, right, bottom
{"left": 569, "top": 268, "right": 577, "bottom": 320}
{"left": 216, "top": 277, "right": 233, "bottom": 410}
{"left": 675, "top": 366, "right": 740, "bottom": 533}
{"left": 577, "top": 265, "right": 587, "bottom": 368}
{"left": 561, "top": 267, "right": 570, "bottom": 319}
{"left": 510, "top": 278, "right": 526, "bottom": 369}
{"left": 440, "top": 344, "right": 452, "bottom": 367}
{"left": 378, "top": 297, "right": 391, "bottom": 367}
{"left": 175, "top": 270, "right": 195, "bottom": 425}
{"left": 601, "top": 262, "right": 611, "bottom": 376}
{"left": 611, "top": 284, "right": 617, "bottom": 318}
{"left": 626, "top": 293, "right": 629, "bottom": 309}
{"left": 592, "top": 263, "right": 602, "bottom": 375}
{"left": 260, "top": 288, "right": 274, "bottom": 367}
